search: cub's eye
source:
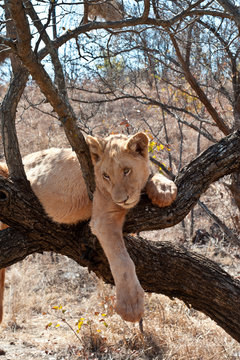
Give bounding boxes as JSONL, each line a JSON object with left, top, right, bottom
{"left": 103, "top": 173, "right": 110, "bottom": 180}
{"left": 123, "top": 168, "right": 131, "bottom": 176}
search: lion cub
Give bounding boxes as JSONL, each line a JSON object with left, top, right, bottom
{"left": 0, "top": 132, "right": 177, "bottom": 323}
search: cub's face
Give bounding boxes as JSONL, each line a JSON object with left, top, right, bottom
{"left": 87, "top": 133, "right": 150, "bottom": 209}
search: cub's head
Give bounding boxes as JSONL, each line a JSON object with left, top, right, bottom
{"left": 86, "top": 133, "right": 150, "bottom": 209}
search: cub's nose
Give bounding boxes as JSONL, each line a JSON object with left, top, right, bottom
{"left": 115, "top": 195, "right": 129, "bottom": 205}
{"left": 124, "top": 195, "right": 129, "bottom": 204}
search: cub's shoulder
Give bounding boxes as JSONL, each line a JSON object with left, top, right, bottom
{"left": 0, "top": 162, "right": 9, "bottom": 178}
{"left": 23, "top": 147, "right": 77, "bottom": 167}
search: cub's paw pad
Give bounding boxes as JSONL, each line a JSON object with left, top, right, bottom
{"left": 115, "top": 284, "right": 144, "bottom": 323}
{"left": 146, "top": 174, "right": 177, "bottom": 207}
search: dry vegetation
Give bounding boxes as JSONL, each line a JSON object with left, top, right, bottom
{"left": 0, "top": 84, "right": 239, "bottom": 359}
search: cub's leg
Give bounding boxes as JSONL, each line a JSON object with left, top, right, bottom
{"left": 90, "top": 190, "right": 144, "bottom": 322}
{"left": 146, "top": 173, "right": 177, "bottom": 207}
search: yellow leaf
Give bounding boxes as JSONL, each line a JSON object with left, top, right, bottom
{"left": 78, "top": 320, "right": 84, "bottom": 330}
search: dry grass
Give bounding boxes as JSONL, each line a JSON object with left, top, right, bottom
{"left": 0, "top": 252, "right": 239, "bottom": 359}
{"left": 0, "top": 84, "right": 239, "bottom": 359}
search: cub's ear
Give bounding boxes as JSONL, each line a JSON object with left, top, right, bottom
{"left": 86, "top": 135, "right": 106, "bottom": 163}
{"left": 126, "top": 132, "right": 149, "bottom": 158}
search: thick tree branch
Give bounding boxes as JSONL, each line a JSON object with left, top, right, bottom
{"left": 0, "top": 224, "right": 239, "bottom": 342}
{"left": 0, "top": 68, "right": 29, "bottom": 184}
{"left": 124, "top": 235, "right": 240, "bottom": 344}
{"left": 124, "top": 130, "right": 240, "bottom": 233}
{"left": 7, "top": 0, "right": 95, "bottom": 199}
{"left": 0, "top": 2, "right": 31, "bottom": 188}
{"left": 0, "top": 131, "right": 238, "bottom": 238}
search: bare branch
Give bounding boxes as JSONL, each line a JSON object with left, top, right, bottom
{"left": 142, "top": 0, "right": 150, "bottom": 21}
{"left": 72, "top": 91, "right": 217, "bottom": 143}
{"left": 216, "top": 0, "right": 240, "bottom": 30}
{"left": 23, "top": 0, "right": 68, "bottom": 99}
{"left": 198, "top": 200, "right": 240, "bottom": 246}
{"left": 169, "top": 33, "right": 231, "bottom": 136}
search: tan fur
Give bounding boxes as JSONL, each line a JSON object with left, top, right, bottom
{"left": 23, "top": 148, "right": 92, "bottom": 224}
{"left": 0, "top": 133, "right": 177, "bottom": 323}
{"left": 88, "top": 0, "right": 124, "bottom": 21}
{"left": 0, "top": 163, "right": 9, "bottom": 179}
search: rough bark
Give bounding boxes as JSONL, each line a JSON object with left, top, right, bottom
{"left": 124, "top": 130, "right": 240, "bottom": 233}
{"left": 0, "top": 131, "right": 239, "bottom": 342}
{"left": 2, "top": 1, "right": 30, "bottom": 184}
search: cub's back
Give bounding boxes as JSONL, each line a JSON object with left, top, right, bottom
{"left": 23, "top": 148, "right": 92, "bottom": 224}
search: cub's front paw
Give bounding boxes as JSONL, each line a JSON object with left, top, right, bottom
{"left": 146, "top": 173, "right": 177, "bottom": 207}
{"left": 115, "top": 282, "right": 144, "bottom": 322}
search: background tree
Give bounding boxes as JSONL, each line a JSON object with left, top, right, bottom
{"left": 0, "top": 0, "right": 239, "bottom": 348}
